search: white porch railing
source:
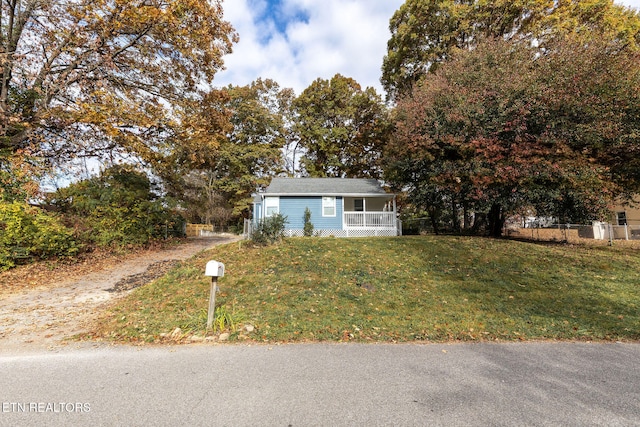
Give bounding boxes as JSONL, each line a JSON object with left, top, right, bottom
{"left": 344, "top": 212, "right": 397, "bottom": 229}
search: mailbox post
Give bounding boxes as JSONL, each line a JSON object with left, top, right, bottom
{"left": 205, "top": 261, "right": 225, "bottom": 330}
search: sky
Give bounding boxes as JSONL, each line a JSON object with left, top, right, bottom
{"left": 213, "top": 0, "right": 640, "bottom": 98}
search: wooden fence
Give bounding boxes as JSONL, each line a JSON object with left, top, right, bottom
{"left": 185, "top": 224, "right": 214, "bottom": 237}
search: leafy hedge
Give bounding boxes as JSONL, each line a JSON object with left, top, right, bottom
{"left": 0, "top": 201, "right": 78, "bottom": 270}
{"left": 0, "top": 165, "right": 189, "bottom": 271}
{"left": 0, "top": 165, "right": 187, "bottom": 270}
{"left": 50, "top": 165, "right": 185, "bottom": 248}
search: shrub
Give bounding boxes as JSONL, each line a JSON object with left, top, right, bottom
{"left": 251, "top": 213, "right": 287, "bottom": 245}
{"left": 303, "top": 207, "right": 314, "bottom": 237}
{"left": 50, "top": 165, "right": 185, "bottom": 249}
{"left": 0, "top": 201, "right": 78, "bottom": 270}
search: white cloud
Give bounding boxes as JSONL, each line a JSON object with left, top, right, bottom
{"left": 215, "top": 0, "right": 640, "bottom": 96}
{"left": 214, "top": 0, "right": 404, "bottom": 95}
{"left": 621, "top": 0, "right": 640, "bottom": 10}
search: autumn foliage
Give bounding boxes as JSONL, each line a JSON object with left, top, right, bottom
{"left": 382, "top": 0, "right": 640, "bottom": 100}
{"left": 0, "top": 0, "right": 238, "bottom": 267}
{"left": 0, "top": 0, "right": 237, "bottom": 195}
{"left": 386, "top": 36, "right": 640, "bottom": 235}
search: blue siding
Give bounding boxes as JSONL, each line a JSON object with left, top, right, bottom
{"left": 280, "top": 196, "right": 343, "bottom": 230}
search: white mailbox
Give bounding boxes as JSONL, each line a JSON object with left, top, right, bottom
{"left": 205, "top": 260, "right": 225, "bottom": 277}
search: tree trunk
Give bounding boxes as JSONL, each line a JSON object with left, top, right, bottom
{"left": 451, "top": 199, "right": 460, "bottom": 233}
{"left": 487, "top": 203, "right": 504, "bottom": 237}
{"left": 463, "top": 201, "right": 471, "bottom": 231}
{"left": 428, "top": 207, "right": 440, "bottom": 235}
{"left": 431, "top": 218, "right": 440, "bottom": 235}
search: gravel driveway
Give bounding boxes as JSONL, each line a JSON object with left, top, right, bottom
{"left": 0, "top": 235, "right": 240, "bottom": 352}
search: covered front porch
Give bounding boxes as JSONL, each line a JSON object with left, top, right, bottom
{"left": 341, "top": 196, "right": 400, "bottom": 237}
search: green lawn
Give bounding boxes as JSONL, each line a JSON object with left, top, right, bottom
{"left": 90, "top": 236, "right": 640, "bottom": 343}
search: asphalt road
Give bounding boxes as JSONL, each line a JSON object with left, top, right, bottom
{"left": 1, "top": 342, "right": 639, "bottom": 426}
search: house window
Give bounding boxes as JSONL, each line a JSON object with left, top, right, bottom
{"left": 617, "top": 212, "right": 627, "bottom": 226}
{"left": 354, "top": 199, "right": 364, "bottom": 212}
{"left": 322, "top": 197, "right": 336, "bottom": 217}
{"left": 265, "top": 197, "right": 279, "bottom": 217}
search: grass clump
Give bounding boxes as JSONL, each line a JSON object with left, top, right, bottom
{"left": 91, "top": 236, "right": 640, "bottom": 344}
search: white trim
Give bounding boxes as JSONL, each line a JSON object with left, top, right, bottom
{"left": 283, "top": 228, "right": 399, "bottom": 238}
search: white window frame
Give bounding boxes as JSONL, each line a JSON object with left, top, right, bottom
{"left": 264, "top": 197, "right": 279, "bottom": 217}
{"left": 322, "top": 196, "right": 336, "bottom": 217}
{"left": 617, "top": 211, "right": 627, "bottom": 226}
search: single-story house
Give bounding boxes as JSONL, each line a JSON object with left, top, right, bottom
{"left": 252, "top": 178, "right": 400, "bottom": 237}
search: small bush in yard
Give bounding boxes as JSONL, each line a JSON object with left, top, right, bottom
{"left": 303, "top": 207, "right": 314, "bottom": 237}
{"left": 251, "top": 213, "right": 287, "bottom": 245}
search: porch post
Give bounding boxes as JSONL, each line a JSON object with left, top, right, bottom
{"left": 393, "top": 196, "right": 398, "bottom": 234}
{"left": 361, "top": 198, "right": 366, "bottom": 228}
{"left": 342, "top": 197, "right": 346, "bottom": 230}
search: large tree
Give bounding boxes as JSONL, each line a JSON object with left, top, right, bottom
{"left": 174, "top": 79, "right": 291, "bottom": 224}
{"left": 386, "top": 36, "right": 640, "bottom": 236}
{"left": 382, "top": 0, "right": 640, "bottom": 100}
{"left": 293, "top": 74, "right": 389, "bottom": 178}
{"left": 0, "top": 0, "right": 237, "bottom": 189}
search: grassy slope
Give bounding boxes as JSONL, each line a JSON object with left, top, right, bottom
{"left": 91, "top": 236, "right": 640, "bottom": 343}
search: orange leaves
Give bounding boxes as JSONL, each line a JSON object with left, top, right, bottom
{"left": 1, "top": 0, "right": 238, "bottom": 182}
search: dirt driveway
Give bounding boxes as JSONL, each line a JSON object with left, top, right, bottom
{"left": 0, "top": 235, "right": 240, "bottom": 352}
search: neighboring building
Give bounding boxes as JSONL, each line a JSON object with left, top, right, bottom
{"left": 607, "top": 197, "right": 640, "bottom": 240}
{"left": 252, "top": 178, "right": 400, "bottom": 237}
{"left": 612, "top": 197, "right": 640, "bottom": 226}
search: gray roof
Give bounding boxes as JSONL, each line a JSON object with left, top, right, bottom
{"left": 264, "top": 178, "right": 391, "bottom": 197}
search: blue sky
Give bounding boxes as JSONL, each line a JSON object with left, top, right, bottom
{"left": 257, "top": 0, "right": 310, "bottom": 36}
{"left": 214, "top": 0, "right": 640, "bottom": 97}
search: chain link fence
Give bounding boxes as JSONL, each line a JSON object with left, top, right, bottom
{"left": 401, "top": 218, "right": 640, "bottom": 246}
{"left": 505, "top": 222, "right": 640, "bottom": 246}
